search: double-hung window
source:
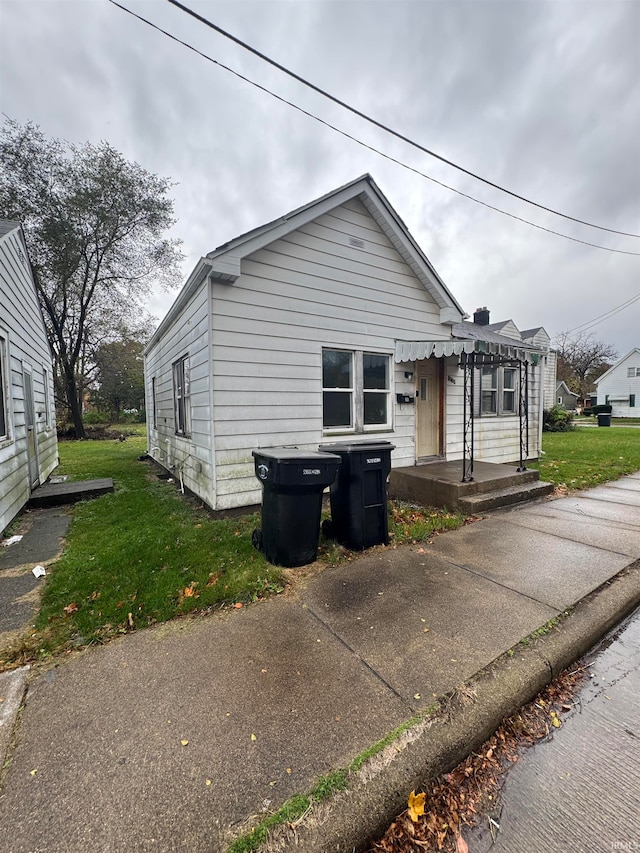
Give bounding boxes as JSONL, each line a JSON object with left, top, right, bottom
{"left": 323, "top": 349, "right": 391, "bottom": 432}
{"left": 502, "top": 367, "right": 517, "bottom": 414}
{"left": 172, "top": 355, "right": 191, "bottom": 437}
{"left": 480, "top": 365, "right": 519, "bottom": 416}
{"left": 480, "top": 367, "right": 498, "bottom": 415}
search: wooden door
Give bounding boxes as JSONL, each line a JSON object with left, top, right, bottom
{"left": 416, "top": 359, "right": 440, "bottom": 458}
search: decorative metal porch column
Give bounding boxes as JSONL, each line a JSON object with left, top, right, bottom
{"left": 517, "top": 360, "right": 529, "bottom": 471}
{"left": 461, "top": 351, "right": 475, "bottom": 482}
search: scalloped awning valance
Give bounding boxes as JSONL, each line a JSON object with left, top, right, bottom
{"left": 395, "top": 340, "right": 542, "bottom": 364}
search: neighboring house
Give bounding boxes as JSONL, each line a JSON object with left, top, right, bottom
{"left": 594, "top": 349, "right": 640, "bottom": 417}
{"left": 0, "top": 221, "right": 58, "bottom": 532}
{"left": 555, "top": 381, "right": 579, "bottom": 411}
{"left": 145, "top": 175, "right": 550, "bottom": 512}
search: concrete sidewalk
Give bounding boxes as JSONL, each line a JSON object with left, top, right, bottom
{"left": 1, "top": 475, "right": 639, "bottom": 852}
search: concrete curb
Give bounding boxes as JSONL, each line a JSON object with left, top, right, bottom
{"left": 0, "top": 666, "right": 29, "bottom": 771}
{"left": 259, "top": 560, "right": 640, "bottom": 852}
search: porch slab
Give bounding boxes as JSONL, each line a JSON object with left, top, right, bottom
{"left": 28, "top": 478, "right": 114, "bottom": 509}
{"left": 388, "top": 460, "right": 541, "bottom": 510}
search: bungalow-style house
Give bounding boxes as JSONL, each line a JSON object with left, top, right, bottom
{"left": 144, "top": 175, "right": 551, "bottom": 512}
{"left": 555, "top": 380, "right": 579, "bottom": 411}
{"left": 594, "top": 349, "right": 640, "bottom": 417}
{"left": 0, "top": 221, "right": 58, "bottom": 533}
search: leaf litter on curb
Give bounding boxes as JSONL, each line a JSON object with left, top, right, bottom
{"left": 369, "top": 665, "right": 584, "bottom": 852}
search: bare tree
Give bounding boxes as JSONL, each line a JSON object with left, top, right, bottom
{"left": 0, "top": 120, "right": 182, "bottom": 437}
{"left": 555, "top": 331, "right": 617, "bottom": 397}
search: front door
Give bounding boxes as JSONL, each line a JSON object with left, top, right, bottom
{"left": 23, "top": 368, "right": 39, "bottom": 489}
{"left": 416, "top": 359, "right": 440, "bottom": 458}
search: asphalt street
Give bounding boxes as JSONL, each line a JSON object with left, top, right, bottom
{"left": 466, "top": 606, "right": 640, "bottom": 853}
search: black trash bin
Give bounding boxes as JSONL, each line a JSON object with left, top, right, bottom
{"left": 251, "top": 447, "right": 341, "bottom": 567}
{"left": 320, "top": 441, "right": 395, "bottom": 550}
{"left": 597, "top": 414, "right": 611, "bottom": 427}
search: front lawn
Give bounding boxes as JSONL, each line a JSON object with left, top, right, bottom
{"left": 530, "top": 427, "right": 640, "bottom": 490}
{"left": 3, "top": 437, "right": 463, "bottom": 665}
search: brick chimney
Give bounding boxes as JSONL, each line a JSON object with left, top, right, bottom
{"left": 473, "top": 306, "right": 490, "bottom": 326}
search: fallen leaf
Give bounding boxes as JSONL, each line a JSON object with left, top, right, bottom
{"left": 286, "top": 768, "right": 292, "bottom": 774}
{"left": 407, "top": 789, "right": 426, "bottom": 822}
{"left": 30, "top": 769, "right": 37, "bottom": 776}
{"left": 181, "top": 739, "right": 189, "bottom": 746}
{"left": 457, "top": 834, "right": 469, "bottom": 853}
{"left": 183, "top": 586, "right": 195, "bottom": 598}
{"left": 251, "top": 733, "right": 257, "bottom": 741}
{"left": 414, "top": 693, "right": 421, "bottom": 700}
{"left": 63, "top": 603, "right": 78, "bottom": 615}
{"left": 205, "top": 779, "right": 212, "bottom": 786}
{"left": 233, "top": 602, "right": 243, "bottom": 609}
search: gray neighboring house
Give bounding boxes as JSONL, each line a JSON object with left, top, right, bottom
{"left": 144, "top": 175, "right": 552, "bottom": 512}
{"left": 0, "top": 221, "right": 58, "bottom": 532}
{"left": 555, "top": 380, "right": 579, "bottom": 411}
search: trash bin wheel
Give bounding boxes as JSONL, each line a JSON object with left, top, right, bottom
{"left": 321, "top": 518, "right": 333, "bottom": 539}
{"left": 251, "top": 528, "right": 263, "bottom": 552}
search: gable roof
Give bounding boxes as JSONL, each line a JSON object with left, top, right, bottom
{"left": 147, "top": 175, "right": 466, "bottom": 351}
{"left": 556, "top": 380, "right": 578, "bottom": 398}
{"left": 594, "top": 348, "right": 640, "bottom": 385}
{"left": 0, "top": 220, "right": 20, "bottom": 239}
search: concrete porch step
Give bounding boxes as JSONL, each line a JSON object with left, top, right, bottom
{"left": 28, "top": 478, "right": 114, "bottom": 509}
{"left": 458, "top": 480, "right": 555, "bottom": 513}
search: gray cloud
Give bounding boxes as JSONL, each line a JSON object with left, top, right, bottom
{"left": 1, "top": 0, "right": 638, "bottom": 354}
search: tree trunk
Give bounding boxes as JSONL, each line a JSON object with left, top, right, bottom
{"left": 64, "top": 370, "right": 86, "bottom": 439}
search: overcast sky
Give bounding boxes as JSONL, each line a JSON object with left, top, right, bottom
{"left": 1, "top": 0, "right": 638, "bottom": 354}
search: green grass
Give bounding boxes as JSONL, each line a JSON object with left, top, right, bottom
{"left": 529, "top": 427, "right": 640, "bottom": 490}
{"left": 1, "top": 437, "right": 464, "bottom": 665}
{"left": 25, "top": 437, "right": 282, "bottom": 659}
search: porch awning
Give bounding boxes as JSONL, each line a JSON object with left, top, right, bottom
{"left": 395, "top": 339, "right": 542, "bottom": 364}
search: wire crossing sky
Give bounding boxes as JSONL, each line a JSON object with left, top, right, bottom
{"left": 1, "top": 0, "right": 638, "bottom": 350}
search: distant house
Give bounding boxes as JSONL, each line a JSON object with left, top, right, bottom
{"left": 555, "top": 380, "right": 579, "bottom": 411}
{"left": 0, "top": 221, "right": 58, "bottom": 532}
{"left": 144, "top": 175, "right": 551, "bottom": 512}
{"left": 458, "top": 309, "right": 557, "bottom": 410}
{"left": 594, "top": 349, "right": 640, "bottom": 417}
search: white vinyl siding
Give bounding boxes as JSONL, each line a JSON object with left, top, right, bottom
{"left": 144, "top": 276, "right": 215, "bottom": 509}
{"left": 595, "top": 350, "right": 640, "bottom": 418}
{"left": 209, "top": 198, "right": 451, "bottom": 509}
{"left": 0, "top": 226, "right": 58, "bottom": 533}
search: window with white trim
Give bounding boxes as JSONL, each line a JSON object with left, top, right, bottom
{"left": 480, "top": 365, "right": 519, "bottom": 416}
{"left": 0, "top": 335, "right": 8, "bottom": 440}
{"left": 151, "top": 377, "right": 158, "bottom": 430}
{"left": 322, "top": 349, "right": 391, "bottom": 432}
{"left": 43, "top": 365, "right": 52, "bottom": 427}
{"left": 172, "top": 355, "right": 191, "bottom": 437}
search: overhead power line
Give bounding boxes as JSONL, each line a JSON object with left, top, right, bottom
{"left": 563, "top": 292, "right": 640, "bottom": 335}
{"left": 107, "top": 1, "right": 640, "bottom": 257}
{"left": 165, "top": 0, "right": 640, "bottom": 240}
